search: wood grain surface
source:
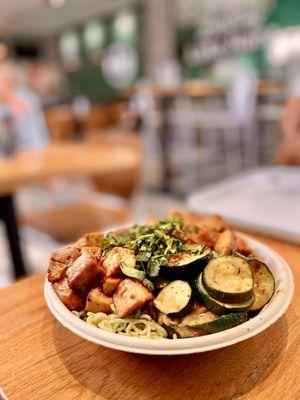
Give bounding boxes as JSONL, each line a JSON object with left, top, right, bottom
{"left": 0, "top": 233, "right": 299, "bottom": 400}
{"left": 0, "top": 136, "right": 141, "bottom": 195}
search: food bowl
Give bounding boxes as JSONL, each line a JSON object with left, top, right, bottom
{"left": 44, "top": 233, "right": 294, "bottom": 355}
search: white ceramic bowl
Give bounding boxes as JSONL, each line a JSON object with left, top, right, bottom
{"left": 44, "top": 233, "right": 294, "bottom": 355}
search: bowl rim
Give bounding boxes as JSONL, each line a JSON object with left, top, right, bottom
{"left": 44, "top": 233, "right": 294, "bottom": 355}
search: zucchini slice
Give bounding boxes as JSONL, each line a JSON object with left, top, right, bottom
{"left": 160, "top": 307, "right": 248, "bottom": 337}
{"left": 197, "top": 313, "right": 248, "bottom": 334}
{"left": 159, "top": 313, "right": 204, "bottom": 338}
{"left": 203, "top": 256, "right": 254, "bottom": 303}
{"left": 154, "top": 280, "right": 192, "bottom": 317}
{"left": 249, "top": 259, "right": 275, "bottom": 311}
{"left": 160, "top": 250, "right": 211, "bottom": 280}
{"left": 194, "top": 274, "right": 254, "bottom": 315}
{"left": 180, "top": 307, "right": 248, "bottom": 334}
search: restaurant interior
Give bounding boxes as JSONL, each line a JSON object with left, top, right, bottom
{"left": 0, "top": 0, "right": 300, "bottom": 287}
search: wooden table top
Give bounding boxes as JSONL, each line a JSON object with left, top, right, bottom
{"left": 0, "top": 138, "right": 141, "bottom": 196}
{"left": 0, "top": 232, "right": 299, "bottom": 400}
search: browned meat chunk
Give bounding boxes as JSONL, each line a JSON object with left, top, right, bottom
{"left": 66, "top": 250, "right": 100, "bottom": 292}
{"left": 113, "top": 279, "right": 153, "bottom": 318}
{"left": 103, "top": 278, "right": 122, "bottom": 296}
{"left": 103, "top": 247, "right": 136, "bottom": 278}
{"left": 85, "top": 288, "right": 113, "bottom": 313}
{"left": 53, "top": 278, "right": 84, "bottom": 311}
{"left": 214, "top": 229, "right": 235, "bottom": 255}
{"left": 48, "top": 246, "right": 80, "bottom": 282}
{"left": 74, "top": 232, "right": 103, "bottom": 248}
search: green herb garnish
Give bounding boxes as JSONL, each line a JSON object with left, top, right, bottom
{"left": 101, "top": 217, "right": 188, "bottom": 281}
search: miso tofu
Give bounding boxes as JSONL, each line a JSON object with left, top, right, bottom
{"left": 80, "top": 247, "right": 102, "bottom": 260}
{"left": 214, "top": 229, "right": 235, "bottom": 255}
{"left": 66, "top": 250, "right": 99, "bottom": 292}
{"left": 48, "top": 259, "right": 68, "bottom": 283}
{"left": 198, "top": 215, "right": 227, "bottom": 232}
{"left": 103, "top": 278, "right": 122, "bottom": 296}
{"left": 52, "top": 246, "right": 81, "bottom": 264}
{"left": 85, "top": 288, "right": 113, "bottom": 314}
{"left": 53, "top": 278, "right": 84, "bottom": 311}
{"left": 103, "top": 247, "right": 136, "bottom": 278}
{"left": 113, "top": 279, "right": 153, "bottom": 318}
{"left": 235, "top": 237, "right": 252, "bottom": 256}
{"left": 48, "top": 246, "right": 80, "bottom": 282}
{"left": 74, "top": 232, "right": 103, "bottom": 248}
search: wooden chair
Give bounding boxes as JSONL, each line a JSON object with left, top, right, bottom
{"left": 45, "top": 106, "right": 77, "bottom": 142}
{"left": 80, "top": 105, "right": 109, "bottom": 131}
{"left": 84, "top": 129, "right": 142, "bottom": 199}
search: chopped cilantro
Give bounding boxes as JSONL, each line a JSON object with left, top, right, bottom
{"left": 101, "top": 217, "right": 188, "bottom": 281}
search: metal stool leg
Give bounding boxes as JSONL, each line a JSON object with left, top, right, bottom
{"left": 0, "top": 194, "right": 26, "bottom": 278}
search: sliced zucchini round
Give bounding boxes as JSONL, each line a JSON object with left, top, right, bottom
{"left": 180, "top": 307, "right": 248, "bottom": 334}
{"left": 154, "top": 280, "right": 192, "bottom": 317}
{"left": 168, "top": 324, "right": 200, "bottom": 338}
{"left": 160, "top": 250, "right": 211, "bottom": 280}
{"left": 197, "top": 313, "right": 248, "bottom": 334}
{"left": 180, "top": 306, "right": 219, "bottom": 327}
{"left": 194, "top": 274, "right": 254, "bottom": 315}
{"left": 249, "top": 259, "right": 275, "bottom": 311}
{"left": 203, "top": 256, "right": 254, "bottom": 303}
{"left": 159, "top": 313, "right": 204, "bottom": 338}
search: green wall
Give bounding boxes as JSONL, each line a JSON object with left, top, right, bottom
{"left": 177, "top": 0, "right": 300, "bottom": 80}
{"left": 64, "top": 9, "right": 141, "bottom": 103}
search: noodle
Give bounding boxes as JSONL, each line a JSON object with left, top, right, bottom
{"left": 73, "top": 309, "right": 168, "bottom": 339}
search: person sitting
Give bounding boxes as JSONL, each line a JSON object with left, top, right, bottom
{"left": 0, "top": 61, "right": 49, "bottom": 152}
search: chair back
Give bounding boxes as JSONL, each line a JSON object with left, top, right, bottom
{"left": 45, "top": 106, "right": 77, "bottom": 142}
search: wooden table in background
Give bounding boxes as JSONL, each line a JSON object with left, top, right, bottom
{"left": 0, "top": 233, "right": 299, "bottom": 400}
{"left": 0, "top": 140, "right": 140, "bottom": 196}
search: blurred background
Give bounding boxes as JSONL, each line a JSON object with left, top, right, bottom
{"left": 1, "top": 0, "right": 300, "bottom": 286}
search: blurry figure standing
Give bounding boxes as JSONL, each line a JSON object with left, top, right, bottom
{"left": 0, "top": 61, "right": 49, "bottom": 154}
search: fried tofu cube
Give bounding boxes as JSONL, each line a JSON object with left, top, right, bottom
{"left": 66, "top": 250, "right": 100, "bottom": 292}
{"left": 48, "top": 246, "right": 80, "bottom": 282}
{"left": 53, "top": 278, "right": 84, "bottom": 311}
{"left": 189, "top": 229, "right": 220, "bottom": 248}
{"left": 103, "top": 247, "right": 136, "bottom": 278}
{"left": 85, "top": 288, "right": 113, "bottom": 314}
{"left": 74, "top": 232, "right": 103, "bottom": 248}
{"left": 198, "top": 215, "right": 227, "bottom": 232}
{"left": 52, "top": 246, "right": 81, "bottom": 264}
{"left": 235, "top": 236, "right": 252, "bottom": 256}
{"left": 80, "top": 247, "right": 102, "bottom": 260}
{"left": 103, "top": 278, "right": 122, "bottom": 296}
{"left": 214, "top": 229, "right": 235, "bottom": 255}
{"left": 113, "top": 279, "right": 153, "bottom": 318}
{"left": 48, "top": 259, "right": 69, "bottom": 283}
